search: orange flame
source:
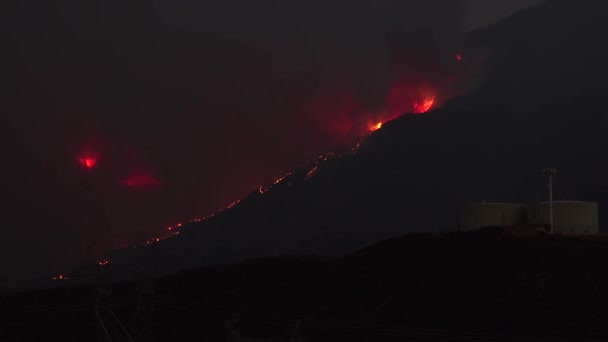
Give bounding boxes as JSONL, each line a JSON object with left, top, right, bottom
{"left": 227, "top": 200, "right": 241, "bottom": 209}
{"left": 370, "top": 122, "right": 383, "bottom": 132}
{"left": 305, "top": 166, "right": 319, "bottom": 180}
{"left": 413, "top": 97, "right": 435, "bottom": 114}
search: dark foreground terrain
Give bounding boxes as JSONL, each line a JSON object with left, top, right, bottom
{"left": 3, "top": 229, "right": 608, "bottom": 341}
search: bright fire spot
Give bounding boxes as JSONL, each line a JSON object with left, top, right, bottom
{"left": 413, "top": 97, "right": 436, "bottom": 114}
{"left": 97, "top": 259, "right": 110, "bottom": 266}
{"left": 79, "top": 156, "right": 97, "bottom": 169}
{"left": 305, "top": 166, "right": 319, "bottom": 180}
{"left": 456, "top": 53, "right": 462, "bottom": 62}
{"left": 167, "top": 226, "right": 172, "bottom": 231}
{"left": 176, "top": 223, "right": 182, "bottom": 227}
{"left": 370, "top": 122, "right": 382, "bottom": 132}
{"left": 52, "top": 274, "right": 69, "bottom": 281}
{"left": 227, "top": 200, "right": 241, "bottom": 209}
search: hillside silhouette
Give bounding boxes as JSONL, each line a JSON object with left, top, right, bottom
{"left": 4, "top": 2, "right": 608, "bottom": 340}
{"left": 70, "top": 0, "right": 608, "bottom": 283}
{"left": 3, "top": 230, "right": 608, "bottom": 340}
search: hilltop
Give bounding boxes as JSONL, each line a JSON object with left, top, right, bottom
{"left": 53, "top": 0, "right": 608, "bottom": 285}
{"left": 11, "top": 0, "right": 604, "bottom": 289}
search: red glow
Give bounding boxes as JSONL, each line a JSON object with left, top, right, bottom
{"left": 304, "top": 88, "right": 358, "bottom": 142}
{"left": 386, "top": 82, "right": 437, "bottom": 118}
{"left": 413, "top": 97, "right": 436, "bottom": 114}
{"left": 370, "top": 122, "right": 383, "bottom": 132}
{"left": 227, "top": 200, "right": 241, "bottom": 209}
{"left": 121, "top": 174, "right": 161, "bottom": 189}
{"left": 456, "top": 53, "right": 462, "bottom": 62}
{"left": 79, "top": 156, "right": 97, "bottom": 169}
{"left": 305, "top": 166, "right": 319, "bottom": 180}
{"left": 97, "top": 259, "right": 110, "bottom": 266}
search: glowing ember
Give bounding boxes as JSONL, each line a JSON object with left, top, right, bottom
{"left": 259, "top": 185, "right": 269, "bottom": 194}
{"left": 370, "top": 122, "right": 383, "bottom": 132}
{"left": 79, "top": 156, "right": 97, "bottom": 169}
{"left": 316, "top": 152, "right": 334, "bottom": 161}
{"left": 413, "top": 97, "right": 436, "bottom": 114}
{"left": 305, "top": 166, "right": 319, "bottom": 180}
{"left": 97, "top": 259, "right": 110, "bottom": 266}
{"left": 456, "top": 53, "right": 462, "bottom": 62}
{"left": 227, "top": 200, "right": 241, "bottom": 209}
{"left": 52, "top": 274, "right": 69, "bottom": 281}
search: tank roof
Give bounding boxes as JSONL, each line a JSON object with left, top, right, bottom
{"left": 469, "top": 202, "right": 526, "bottom": 205}
{"left": 534, "top": 200, "right": 597, "bottom": 204}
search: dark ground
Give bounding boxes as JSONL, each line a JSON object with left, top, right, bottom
{"left": 3, "top": 229, "right": 608, "bottom": 341}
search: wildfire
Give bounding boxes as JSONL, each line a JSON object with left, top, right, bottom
{"left": 226, "top": 200, "right": 241, "bottom": 209}
{"left": 317, "top": 152, "right": 334, "bottom": 161}
{"left": 97, "top": 259, "right": 110, "bottom": 266}
{"left": 259, "top": 185, "right": 269, "bottom": 194}
{"left": 351, "top": 141, "right": 361, "bottom": 154}
{"left": 413, "top": 97, "right": 436, "bottom": 114}
{"left": 79, "top": 156, "right": 97, "bottom": 169}
{"left": 370, "top": 122, "right": 383, "bottom": 132}
{"left": 305, "top": 166, "right": 319, "bottom": 180}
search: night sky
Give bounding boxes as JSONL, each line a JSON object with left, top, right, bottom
{"left": 1, "top": 0, "right": 543, "bottom": 288}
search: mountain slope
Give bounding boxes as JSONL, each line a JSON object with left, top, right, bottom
{"left": 59, "top": 0, "right": 608, "bottom": 284}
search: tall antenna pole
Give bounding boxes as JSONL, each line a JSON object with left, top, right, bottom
{"left": 543, "top": 168, "right": 557, "bottom": 234}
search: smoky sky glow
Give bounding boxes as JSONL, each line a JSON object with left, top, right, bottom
{"left": 121, "top": 174, "right": 161, "bottom": 189}
{"left": 0, "top": 0, "right": 541, "bottom": 287}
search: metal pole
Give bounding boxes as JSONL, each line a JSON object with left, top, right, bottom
{"left": 549, "top": 173, "right": 553, "bottom": 234}
{"left": 543, "top": 168, "right": 556, "bottom": 234}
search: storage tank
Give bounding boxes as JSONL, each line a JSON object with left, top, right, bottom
{"left": 458, "top": 203, "right": 527, "bottom": 232}
{"left": 528, "top": 201, "right": 598, "bottom": 235}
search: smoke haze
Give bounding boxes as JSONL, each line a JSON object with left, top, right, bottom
{"left": 1, "top": 0, "right": 469, "bottom": 286}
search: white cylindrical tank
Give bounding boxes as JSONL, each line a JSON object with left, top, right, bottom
{"left": 528, "top": 201, "right": 598, "bottom": 235}
{"left": 458, "top": 203, "right": 528, "bottom": 232}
